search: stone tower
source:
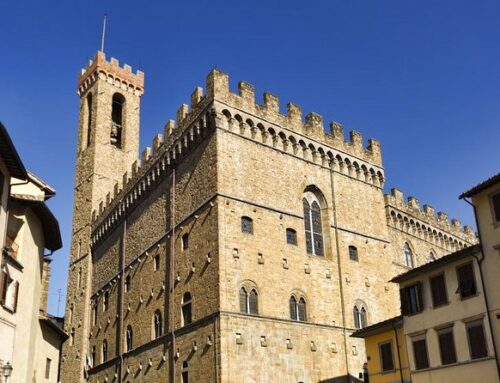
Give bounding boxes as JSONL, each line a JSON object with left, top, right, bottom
{"left": 60, "top": 51, "right": 144, "bottom": 382}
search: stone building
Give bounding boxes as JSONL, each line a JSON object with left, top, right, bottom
{"left": 60, "top": 51, "right": 477, "bottom": 383}
{"left": 0, "top": 123, "right": 65, "bottom": 383}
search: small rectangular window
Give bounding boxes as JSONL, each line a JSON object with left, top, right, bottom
{"left": 438, "top": 328, "right": 457, "bottom": 365}
{"left": 349, "top": 246, "right": 358, "bottom": 261}
{"left": 456, "top": 263, "right": 476, "bottom": 299}
{"left": 182, "top": 233, "right": 189, "bottom": 251}
{"left": 154, "top": 254, "right": 160, "bottom": 271}
{"left": 379, "top": 341, "right": 394, "bottom": 371}
{"left": 491, "top": 192, "right": 500, "bottom": 223}
{"left": 286, "top": 228, "right": 297, "bottom": 245}
{"left": 430, "top": 274, "right": 448, "bottom": 307}
{"left": 400, "top": 282, "right": 424, "bottom": 315}
{"left": 241, "top": 217, "right": 253, "bottom": 234}
{"left": 412, "top": 338, "right": 429, "bottom": 370}
{"left": 467, "top": 321, "right": 488, "bottom": 359}
{"left": 45, "top": 358, "right": 52, "bottom": 379}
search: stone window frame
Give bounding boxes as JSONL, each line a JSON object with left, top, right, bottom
{"left": 181, "top": 233, "right": 189, "bottom": 252}
{"left": 349, "top": 245, "right": 358, "bottom": 262}
{"left": 403, "top": 242, "right": 414, "bottom": 268}
{"left": 353, "top": 300, "right": 368, "bottom": 329}
{"left": 153, "top": 310, "right": 163, "bottom": 339}
{"left": 286, "top": 228, "right": 297, "bottom": 245}
{"left": 241, "top": 216, "right": 253, "bottom": 234}
{"left": 238, "top": 281, "right": 259, "bottom": 315}
{"left": 182, "top": 292, "right": 193, "bottom": 326}
{"left": 125, "top": 325, "right": 133, "bottom": 352}
{"left": 289, "top": 291, "right": 307, "bottom": 322}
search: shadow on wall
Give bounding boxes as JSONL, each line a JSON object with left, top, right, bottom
{"left": 320, "top": 374, "right": 365, "bottom": 383}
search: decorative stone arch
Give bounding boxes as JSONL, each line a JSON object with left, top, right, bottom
{"left": 353, "top": 299, "right": 368, "bottom": 329}
{"left": 403, "top": 240, "right": 415, "bottom": 268}
{"left": 289, "top": 289, "right": 308, "bottom": 322}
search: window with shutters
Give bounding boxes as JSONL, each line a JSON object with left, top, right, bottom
{"left": 430, "top": 274, "right": 448, "bottom": 307}
{"left": 103, "top": 291, "right": 109, "bottom": 311}
{"left": 289, "top": 294, "right": 307, "bottom": 321}
{"left": 467, "top": 321, "right": 488, "bottom": 359}
{"left": 491, "top": 192, "right": 500, "bottom": 223}
{"left": 437, "top": 327, "right": 456, "bottom": 365}
{"left": 412, "top": 338, "right": 429, "bottom": 370}
{"left": 456, "top": 263, "right": 476, "bottom": 299}
{"left": 182, "top": 233, "right": 189, "bottom": 251}
{"left": 400, "top": 282, "right": 424, "bottom": 315}
{"left": 353, "top": 301, "right": 368, "bottom": 329}
{"left": 241, "top": 216, "right": 253, "bottom": 234}
{"left": 303, "top": 191, "right": 324, "bottom": 257}
{"left": 102, "top": 340, "right": 108, "bottom": 363}
{"left": 182, "top": 361, "right": 189, "bottom": 383}
{"left": 349, "top": 246, "right": 358, "bottom": 261}
{"left": 153, "top": 310, "right": 162, "bottom": 339}
{"left": 126, "top": 326, "right": 133, "bottom": 352}
{"left": 403, "top": 242, "right": 414, "bottom": 268}
{"left": 379, "top": 341, "right": 395, "bottom": 372}
{"left": 0, "top": 270, "right": 19, "bottom": 313}
{"left": 182, "top": 292, "right": 192, "bottom": 326}
{"left": 286, "top": 228, "right": 297, "bottom": 245}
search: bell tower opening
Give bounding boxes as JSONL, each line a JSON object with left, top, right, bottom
{"left": 111, "top": 93, "right": 125, "bottom": 148}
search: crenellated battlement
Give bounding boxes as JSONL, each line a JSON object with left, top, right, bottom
{"left": 77, "top": 51, "right": 145, "bottom": 96}
{"left": 385, "top": 188, "right": 477, "bottom": 251}
{"left": 205, "top": 69, "right": 383, "bottom": 167}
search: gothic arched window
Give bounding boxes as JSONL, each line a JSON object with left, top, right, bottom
{"left": 239, "top": 287, "right": 259, "bottom": 315}
{"left": 354, "top": 301, "right": 368, "bottom": 329}
{"left": 403, "top": 242, "right": 414, "bottom": 268}
{"left": 303, "top": 191, "right": 324, "bottom": 256}
{"left": 111, "top": 93, "right": 125, "bottom": 148}
{"left": 289, "top": 294, "right": 307, "bottom": 321}
{"left": 182, "top": 292, "right": 192, "bottom": 326}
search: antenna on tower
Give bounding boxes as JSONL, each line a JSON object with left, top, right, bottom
{"left": 100, "top": 14, "right": 107, "bottom": 52}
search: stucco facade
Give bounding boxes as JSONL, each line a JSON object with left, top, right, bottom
{"left": 61, "top": 51, "right": 477, "bottom": 383}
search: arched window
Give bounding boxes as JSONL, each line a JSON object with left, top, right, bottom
{"left": 125, "top": 325, "right": 133, "bottom": 352}
{"left": 70, "top": 328, "right": 75, "bottom": 346}
{"left": 154, "top": 253, "right": 160, "bottom": 271}
{"left": 77, "top": 267, "right": 82, "bottom": 289}
{"left": 86, "top": 93, "right": 93, "bottom": 147}
{"left": 124, "top": 275, "right": 131, "bottom": 292}
{"left": 182, "top": 292, "right": 192, "bottom": 325}
{"left": 239, "top": 287, "right": 259, "bottom": 315}
{"left": 182, "top": 233, "right": 189, "bottom": 251}
{"left": 241, "top": 216, "right": 253, "bottom": 234}
{"left": 111, "top": 93, "right": 125, "bottom": 148}
{"left": 103, "top": 291, "right": 109, "bottom": 311}
{"left": 403, "top": 242, "right": 414, "bottom": 268}
{"left": 354, "top": 302, "right": 368, "bottom": 329}
{"left": 92, "top": 304, "right": 98, "bottom": 326}
{"left": 182, "top": 361, "right": 189, "bottom": 383}
{"left": 286, "top": 228, "right": 297, "bottom": 245}
{"left": 289, "top": 295, "right": 307, "bottom": 321}
{"left": 153, "top": 310, "right": 162, "bottom": 339}
{"left": 349, "top": 246, "right": 358, "bottom": 261}
{"left": 102, "top": 340, "right": 108, "bottom": 363}
{"left": 303, "top": 192, "right": 324, "bottom": 256}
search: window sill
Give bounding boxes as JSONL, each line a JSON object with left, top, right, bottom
{"left": 1, "top": 303, "right": 15, "bottom": 314}
{"left": 431, "top": 302, "right": 449, "bottom": 309}
{"left": 458, "top": 292, "right": 479, "bottom": 301}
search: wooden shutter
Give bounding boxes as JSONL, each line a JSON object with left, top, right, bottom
{"left": 457, "top": 263, "right": 476, "bottom": 297}
{"left": 239, "top": 288, "right": 248, "bottom": 313}
{"left": 249, "top": 290, "right": 258, "bottom": 315}
{"left": 298, "top": 298, "right": 307, "bottom": 321}
{"left": 380, "top": 342, "right": 394, "bottom": 371}
{"left": 416, "top": 282, "right": 424, "bottom": 312}
{"left": 468, "top": 323, "right": 488, "bottom": 359}
{"left": 400, "top": 288, "right": 409, "bottom": 315}
{"left": 303, "top": 199, "right": 313, "bottom": 254}
{"left": 438, "top": 330, "right": 457, "bottom": 365}
{"left": 0, "top": 271, "right": 8, "bottom": 305}
{"left": 412, "top": 339, "right": 429, "bottom": 369}
{"left": 430, "top": 274, "right": 448, "bottom": 307}
{"left": 12, "top": 281, "right": 19, "bottom": 312}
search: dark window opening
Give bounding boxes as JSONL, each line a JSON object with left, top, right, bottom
{"left": 456, "top": 263, "right": 476, "bottom": 298}
{"left": 153, "top": 310, "right": 162, "bottom": 339}
{"left": 438, "top": 329, "right": 457, "bottom": 365}
{"left": 182, "top": 233, "right": 189, "bottom": 251}
{"left": 103, "top": 291, "right": 109, "bottom": 311}
{"left": 182, "top": 292, "right": 192, "bottom": 325}
{"left": 349, "top": 246, "right": 358, "bottom": 261}
{"left": 102, "top": 340, "right": 108, "bottom": 363}
{"left": 241, "top": 216, "right": 253, "bottom": 234}
{"left": 379, "top": 342, "right": 394, "bottom": 371}
{"left": 400, "top": 282, "right": 424, "bottom": 315}
{"left": 467, "top": 321, "right": 488, "bottom": 359}
{"left": 86, "top": 93, "right": 93, "bottom": 147}
{"left": 182, "top": 361, "right": 189, "bottom": 383}
{"left": 412, "top": 339, "right": 429, "bottom": 370}
{"left": 126, "top": 326, "right": 133, "bottom": 352}
{"left": 111, "top": 93, "right": 125, "bottom": 148}
{"left": 289, "top": 296, "right": 307, "bottom": 321}
{"left": 154, "top": 254, "right": 160, "bottom": 271}
{"left": 286, "top": 228, "right": 297, "bottom": 245}
{"left": 124, "top": 275, "right": 131, "bottom": 292}
{"left": 430, "top": 274, "right": 448, "bottom": 307}
{"left": 492, "top": 192, "right": 500, "bottom": 222}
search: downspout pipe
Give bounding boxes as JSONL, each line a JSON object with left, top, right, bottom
{"left": 329, "top": 167, "right": 350, "bottom": 382}
{"left": 392, "top": 321, "right": 404, "bottom": 383}
{"left": 462, "top": 197, "right": 500, "bottom": 382}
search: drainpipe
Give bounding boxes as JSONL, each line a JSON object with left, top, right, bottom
{"left": 392, "top": 321, "right": 404, "bottom": 383}
{"left": 169, "top": 168, "right": 176, "bottom": 383}
{"left": 329, "top": 167, "right": 350, "bottom": 382}
{"left": 462, "top": 197, "right": 500, "bottom": 381}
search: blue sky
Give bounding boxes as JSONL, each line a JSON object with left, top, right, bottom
{"left": 1, "top": 1, "right": 499, "bottom": 315}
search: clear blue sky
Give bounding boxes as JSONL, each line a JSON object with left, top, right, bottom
{"left": 1, "top": 1, "right": 499, "bottom": 316}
